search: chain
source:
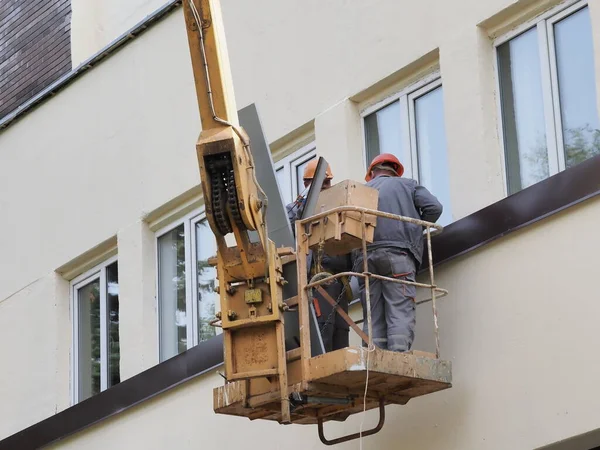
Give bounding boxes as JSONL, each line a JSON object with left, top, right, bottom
{"left": 318, "top": 281, "right": 348, "bottom": 336}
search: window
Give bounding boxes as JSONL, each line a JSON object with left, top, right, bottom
{"left": 363, "top": 76, "right": 453, "bottom": 226}
{"left": 71, "top": 257, "right": 120, "bottom": 403}
{"left": 275, "top": 143, "right": 317, "bottom": 206}
{"left": 195, "top": 219, "right": 218, "bottom": 342}
{"left": 156, "top": 212, "right": 219, "bottom": 362}
{"left": 497, "top": 2, "right": 598, "bottom": 194}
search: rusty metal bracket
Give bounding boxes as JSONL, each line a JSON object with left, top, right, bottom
{"left": 317, "top": 398, "right": 385, "bottom": 446}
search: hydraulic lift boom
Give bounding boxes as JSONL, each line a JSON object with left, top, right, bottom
{"left": 183, "top": 0, "right": 292, "bottom": 422}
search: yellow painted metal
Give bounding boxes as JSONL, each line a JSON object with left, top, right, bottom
{"left": 183, "top": 0, "right": 290, "bottom": 423}
{"left": 245, "top": 288, "right": 263, "bottom": 305}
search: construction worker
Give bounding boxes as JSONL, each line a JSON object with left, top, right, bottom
{"left": 286, "top": 159, "right": 332, "bottom": 223}
{"left": 355, "top": 153, "right": 442, "bottom": 352}
{"left": 286, "top": 159, "right": 352, "bottom": 352}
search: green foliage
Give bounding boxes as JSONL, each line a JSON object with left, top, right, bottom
{"left": 197, "top": 258, "right": 217, "bottom": 342}
{"left": 89, "top": 282, "right": 101, "bottom": 396}
{"left": 564, "top": 124, "right": 600, "bottom": 168}
{"left": 522, "top": 124, "right": 599, "bottom": 189}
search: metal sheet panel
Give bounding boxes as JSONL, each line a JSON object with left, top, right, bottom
{"left": 238, "top": 104, "right": 325, "bottom": 357}
{"left": 238, "top": 103, "right": 294, "bottom": 248}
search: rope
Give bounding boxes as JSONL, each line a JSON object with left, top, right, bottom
{"left": 311, "top": 267, "right": 374, "bottom": 449}
{"left": 359, "top": 342, "right": 376, "bottom": 449}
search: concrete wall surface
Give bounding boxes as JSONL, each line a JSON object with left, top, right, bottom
{"left": 70, "top": 0, "right": 168, "bottom": 67}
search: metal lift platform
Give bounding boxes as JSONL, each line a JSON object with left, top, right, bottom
{"left": 214, "top": 347, "right": 451, "bottom": 424}
{"left": 211, "top": 199, "right": 451, "bottom": 445}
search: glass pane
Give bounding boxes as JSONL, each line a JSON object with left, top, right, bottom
{"left": 196, "top": 220, "right": 220, "bottom": 343}
{"left": 295, "top": 155, "right": 316, "bottom": 198}
{"left": 364, "top": 101, "right": 405, "bottom": 167}
{"left": 498, "top": 27, "right": 548, "bottom": 194}
{"left": 106, "top": 262, "right": 120, "bottom": 388}
{"left": 158, "top": 224, "right": 187, "bottom": 361}
{"left": 414, "top": 86, "right": 452, "bottom": 226}
{"left": 77, "top": 278, "right": 101, "bottom": 401}
{"left": 275, "top": 167, "right": 289, "bottom": 204}
{"left": 554, "top": 7, "right": 600, "bottom": 168}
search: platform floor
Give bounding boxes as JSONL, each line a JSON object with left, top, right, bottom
{"left": 213, "top": 347, "right": 452, "bottom": 425}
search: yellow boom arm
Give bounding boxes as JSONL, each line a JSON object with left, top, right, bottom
{"left": 183, "top": 0, "right": 291, "bottom": 422}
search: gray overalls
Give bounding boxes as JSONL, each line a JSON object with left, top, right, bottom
{"left": 353, "top": 175, "right": 442, "bottom": 352}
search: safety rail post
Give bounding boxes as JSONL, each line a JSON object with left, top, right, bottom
{"left": 295, "top": 220, "right": 311, "bottom": 387}
{"left": 425, "top": 226, "right": 440, "bottom": 359}
{"left": 360, "top": 211, "right": 374, "bottom": 349}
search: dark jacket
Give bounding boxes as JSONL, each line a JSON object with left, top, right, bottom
{"left": 365, "top": 175, "right": 442, "bottom": 265}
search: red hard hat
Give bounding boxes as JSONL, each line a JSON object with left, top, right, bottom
{"left": 303, "top": 158, "right": 333, "bottom": 180}
{"left": 365, "top": 153, "right": 404, "bottom": 181}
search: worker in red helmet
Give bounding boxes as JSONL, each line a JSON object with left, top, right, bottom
{"left": 355, "top": 153, "right": 442, "bottom": 352}
{"left": 286, "top": 158, "right": 352, "bottom": 352}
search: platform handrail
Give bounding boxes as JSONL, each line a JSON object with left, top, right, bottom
{"left": 297, "top": 205, "right": 444, "bottom": 235}
{"left": 297, "top": 207, "right": 446, "bottom": 359}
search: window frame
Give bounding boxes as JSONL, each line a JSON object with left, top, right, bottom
{"left": 493, "top": 0, "right": 591, "bottom": 195}
{"left": 360, "top": 71, "right": 442, "bottom": 182}
{"left": 70, "top": 254, "right": 118, "bottom": 405}
{"left": 155, "top": 207, "right": 221, "bottom": 362}
{"left": 274, "top": 142, "right": 317, "bottom": 205}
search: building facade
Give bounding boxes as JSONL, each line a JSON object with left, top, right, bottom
{"left": 1, "top": 0, "right": 600, "bottom": 448}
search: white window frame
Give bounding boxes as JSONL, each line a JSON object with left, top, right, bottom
{"left": 70, "top": 255, "right": 118, "bottom": 404}
{"left": 155, "top": 207, "right": 220, "bottom": 362}
{"left": 493, "top": 0, "right": 590, "bottom": 194}
{"left": 274, "top": 142, "right": 317, "bottom": 205}
{"left": 360, "top": 71, "right": 442, "bottom": 183}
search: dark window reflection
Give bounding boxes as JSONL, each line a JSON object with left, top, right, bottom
{"left": 106, "top": 261, "right": 120, "bottom": 388}
{"left": 78, "top": 279, "right": 101, "bottom": 401}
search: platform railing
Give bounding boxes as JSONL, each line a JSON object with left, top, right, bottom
{"left": 296, "top": 206, "right": 447, "bottom": 359}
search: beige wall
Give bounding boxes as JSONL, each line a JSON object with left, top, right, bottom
{"left": 71, "top": 0, "right": 170, "bottom": 67}
{"left": 1, "top": 0, "right": 599, "bottom": 445}
{"left": 0, "top": 10, "right": 198, "bottom": 437}
{"left": 0, "top": 274, "right": 70, "bottom": 439}
{"left": 46, "top": 196, "right": 600, "bottom": 450}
